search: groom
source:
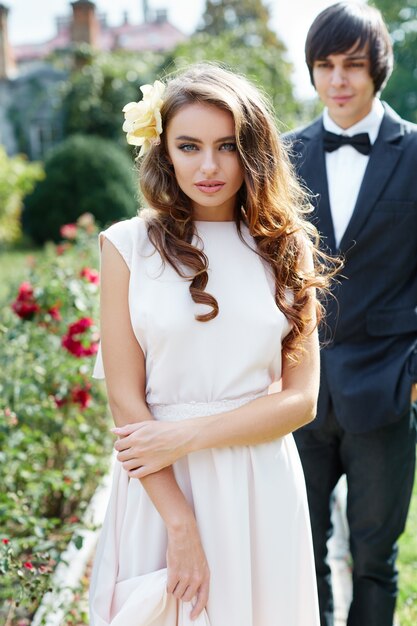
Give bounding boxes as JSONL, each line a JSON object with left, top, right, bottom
{"left": 287, "top": 3, "right": 417, "bottom": 626}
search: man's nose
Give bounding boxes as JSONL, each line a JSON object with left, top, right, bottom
{"left": 330, "top": 66, "right": 347, "bottom": 87}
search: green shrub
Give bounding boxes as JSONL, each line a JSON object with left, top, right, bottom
{"left": 0, "top": 214, "right": 112, "bottom": 623}
{"left": 23, "top": 135, "right": 138, "bottom": 244}
{"left": 0, "top": 147, "right": 44, "bottom": 246}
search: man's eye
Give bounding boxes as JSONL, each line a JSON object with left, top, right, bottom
{"left": 316, "top": 62, "right": 330, "bottom": 68}
{"left": 178, "top": 144, "right": 198, "bottom": 151}
{"left": 220, "top": 143, "right": 237, "bottom": 151}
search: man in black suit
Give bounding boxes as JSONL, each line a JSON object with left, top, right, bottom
{"left": 287, "top": 3, "right": 417, "bottom": 626}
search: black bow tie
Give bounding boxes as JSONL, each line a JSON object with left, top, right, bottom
{"left": 323, "top": 130, "right": 372, "bottom": 155}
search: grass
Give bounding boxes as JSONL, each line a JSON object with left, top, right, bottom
{"left": 0, "top": 246, "right": 43, "bottom": 304}
{"left": 397, "top": 468, "right": 417, "bottom": 625}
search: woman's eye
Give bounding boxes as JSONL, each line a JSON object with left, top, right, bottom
{"left": 220, "top": 143, "right": 237, "bottom": 152}
{"left": 178, "top": 143, "right": 198, "bottom": 152}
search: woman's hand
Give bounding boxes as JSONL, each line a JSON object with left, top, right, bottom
{"left": 166, "top": 518, "right": 210, "bottom": 619}
{"left": 112, "top": 420, "right": 193, "bottom": 478}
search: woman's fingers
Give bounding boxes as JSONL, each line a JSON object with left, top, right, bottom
{"left": 181, "top": 573, "right": 202, "bottom": 602}
{"left": 172, "top": 579, "right": 190, "bottom": 599}
{"left": 113, "top": 436, "right": 131, "bottom": 451}
{"left": 166, "top": 566, "right": 209, "bottom": 617}
{"left": 165, "top": 520, "right": 209, "bottom": 616}
{"left": 167, "top": 569, "right": 180, "bottom": 595}
{"left": 190, "top": 578, "right": 210, "bottom": 619}
{"left": 116, "top": 448, "right": 133, "bottom": 461}
{"left": 120, "top": 459, "right": 141, "bottom": 471}
{"left": 110, "top": 423, "right": 142, "bottom": 436}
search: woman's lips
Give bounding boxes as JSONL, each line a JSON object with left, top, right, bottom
{"left": 195, "top": 181, "right": 225, "bottom": 193}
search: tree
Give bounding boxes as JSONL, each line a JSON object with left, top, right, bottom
{"left": 371, "top": 0, "right": 417, "bottom": 28}
{"left": 199, "top": 0, "right": 278, "bottom": 47}
{"left": 162, "top": 0, "right": 300, "bottom": 128}
{"left": 61, "top": 47, "right": 164, "bottom": 145}
{"left": 372, "top": 1, "right": 417, "bottom": 122}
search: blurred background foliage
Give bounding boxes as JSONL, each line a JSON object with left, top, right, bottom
{"left": 0, "top": 148, "right": 44, "bottom": 246}
{"left": 2, "top": 0, "right": 416, "bottom": 247}
{"left": 22, "top": 135, "right": 137, "bottom": 244}
{"left": 163, "top": 0, "right": 298, "bottom": 128}
{"left": 372, "top": 0, "right": 417, "bottom": 122}
{"left": 61, "top": 48, "right": 166, "bottom": 145}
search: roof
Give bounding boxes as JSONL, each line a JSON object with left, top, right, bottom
{"left": 13, "top": 18, "right": 186, "bottom": 63}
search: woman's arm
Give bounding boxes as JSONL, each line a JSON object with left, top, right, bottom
{"left": 115, "top": 240, "right": 320, "bottom": 475}
{"left": 99, "top": 238, "right": 209, "bottom": 618}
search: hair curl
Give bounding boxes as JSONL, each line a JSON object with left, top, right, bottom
{"left": 138, "top": 63, "right": 340, "bottom": 361}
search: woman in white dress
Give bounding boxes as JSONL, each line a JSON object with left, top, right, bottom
{"left": 90, "top": 64, "right": 334, "bottom": 626}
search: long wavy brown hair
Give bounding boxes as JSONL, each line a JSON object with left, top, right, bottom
{"left": 138, "top": 63, "right": 339, "bottom": 361}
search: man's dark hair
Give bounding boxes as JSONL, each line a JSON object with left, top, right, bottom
{"left": 305, "top": 2, "right": 393, "bottom": 94}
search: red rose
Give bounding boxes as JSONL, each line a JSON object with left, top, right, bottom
{"left": 68, "top": 317, "right": 93, "bottom": 335}
{"left": 62, "top": 335, "right": 84, "bottom": 357}
{"left": 60, "top": 223, "right": 77, "bottom": 240}
{"left": 12, "top": 300, "right": 40, "bottom": 319}
{"left": 56, "top": 243, "right": 70, "bottom": 256}
{"left": 18, "top": 282, "right": 33, "bottom": 298}
{"left": 71, "top": 384, "right": 92, "bottom": 409}
{"left": 48, "top": 306, "right": 62, "bottom": 321}
{"left": 80, "top": 267, "right": 99, "bottom": 285}
{"left": 82, "top": 342, "right": 99, "bottom": 356}
{"left": 62, "top": 317, "right": 99, "bottom": 358}
{"left": 23, "top": 561, "right": 34, "bottom": 570}
{"left": 2, "top": 538, "right": 9, "bottom": 544}
{"left": 11, "top": 282, "right": 40, "bottom": 320}
{"left": 54, "top": 395, "right": 67, "bottom": 408}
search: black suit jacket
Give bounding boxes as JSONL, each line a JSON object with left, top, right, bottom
{"left": 286, "top": 103, "right": 417, "bottom": 433}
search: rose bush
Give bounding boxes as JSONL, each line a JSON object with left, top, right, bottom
{"left": 0, "top": 214, "right": 112, "bottom": 624}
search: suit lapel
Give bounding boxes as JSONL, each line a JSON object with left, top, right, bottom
{"left": 300, "top": 119, "right": 337, "bottom": 253}
{"left": 338, "top": 108, "right": 405, "bottom": 253}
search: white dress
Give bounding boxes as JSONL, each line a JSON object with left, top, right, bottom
{"left": 90, "top": 216, "right": 320, "bottom": 626}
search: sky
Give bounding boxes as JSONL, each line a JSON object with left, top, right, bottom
{"left": 5, "top": 0, "right": 366, "bottom": 98}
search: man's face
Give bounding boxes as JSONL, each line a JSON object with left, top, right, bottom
{"left": 312, "top": 45, "right": 375, "bottom": 129}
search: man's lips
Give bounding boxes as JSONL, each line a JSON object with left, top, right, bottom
{"left": 331, "top": 95, "right": 354, "bottom": 104}
{"left": 195, "top": 181, "right": 225, "bottom": 193}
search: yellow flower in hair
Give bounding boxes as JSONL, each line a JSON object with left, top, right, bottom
{"left": 122, "top": 80, "right": 165, "bottom": 156}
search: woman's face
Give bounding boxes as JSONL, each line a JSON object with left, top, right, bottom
{"left": 166, "top": 102, "right": 244, "bottom": 221}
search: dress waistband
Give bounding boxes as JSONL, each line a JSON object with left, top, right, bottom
{"left": 148, "top": 391, "right": 267, "bottom": 420}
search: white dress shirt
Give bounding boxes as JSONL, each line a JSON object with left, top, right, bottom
{"left": 323, "top": 98, "right": 385, "bottom": 247}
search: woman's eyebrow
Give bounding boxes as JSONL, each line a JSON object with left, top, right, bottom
{"left": 175, "top": 135, "right": 236, "bottom": 143}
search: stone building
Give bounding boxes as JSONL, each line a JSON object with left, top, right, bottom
{"left": 0, "top": 1, "right": 186, "bottom": 158}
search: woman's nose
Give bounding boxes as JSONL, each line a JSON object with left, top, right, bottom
{"left": 200, "top": 149, "right": 218, "bottom": 175}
